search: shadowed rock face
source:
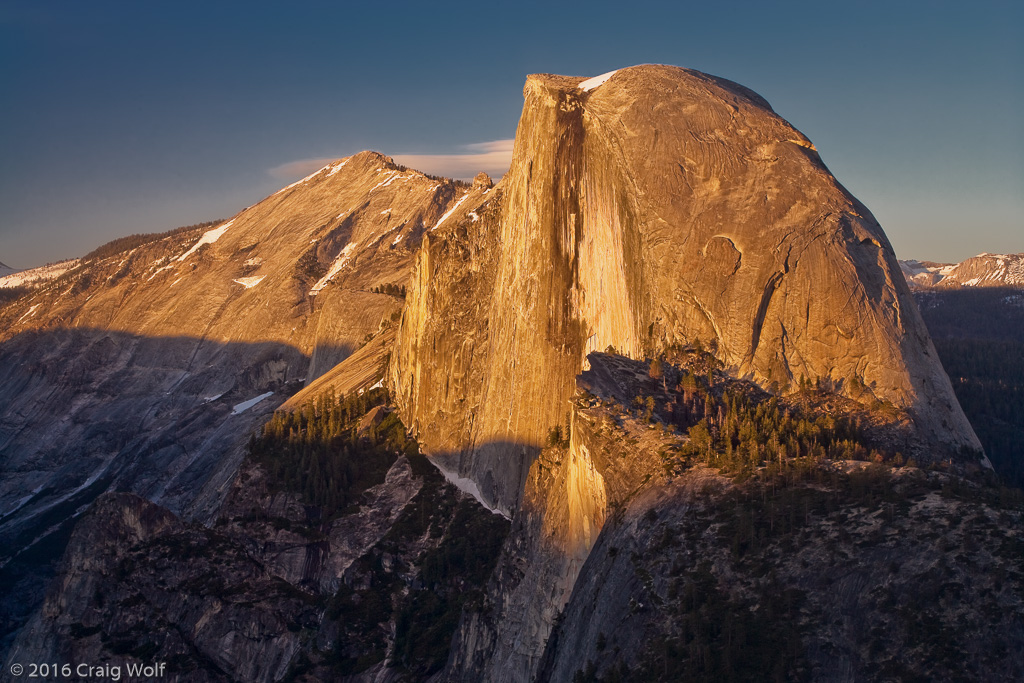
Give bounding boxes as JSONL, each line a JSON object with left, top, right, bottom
{"left": 393, "top": 65, "right": 983, "bottom": 514}
{"left": 0, "top": 151, "right": 483, "bottom": 657}
{"left": 0, "top": 152, "right": 474, "bottom": 539}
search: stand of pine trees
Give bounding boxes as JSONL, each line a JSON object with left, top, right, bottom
{"left": 370, "top": 283, "right": 407, "bottom": 297}
{"left": 82, "top": 219, "right": 224, "bottom": 262}
{"left": 641, "top": 356, "right": 890, "bottom": 477}
{"left": 248, "top": 386, "right": 417, "bottom": 519}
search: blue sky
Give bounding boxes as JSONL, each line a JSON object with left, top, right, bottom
{"left": 1, "top": 0, "right": 1021, "bottom": 267}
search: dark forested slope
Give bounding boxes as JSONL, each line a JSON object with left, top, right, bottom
{"left": 916, "top": 288, "right": 1024, "bottom": 487}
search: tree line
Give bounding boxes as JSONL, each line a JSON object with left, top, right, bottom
{"left": 82, "top": 219, "right": 224, "bottom": 263}
{"left": 248, "top": 386, "right": 416, "bottom": 519}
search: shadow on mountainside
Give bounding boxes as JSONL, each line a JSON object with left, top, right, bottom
{"left": 2, "top": 388, "right": 516, "bottom": 682}
{"left": 0, "top": 326, "right": 322, "bottom": 659}
{"left": 915, "top": 287, "right": 1024, "bottom": 487}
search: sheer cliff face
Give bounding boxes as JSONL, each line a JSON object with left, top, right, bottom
{"left": 393, "top": 65, "right": 982, "bottom": 514}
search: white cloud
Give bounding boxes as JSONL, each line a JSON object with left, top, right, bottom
{"left": 267, "top": 139, "right": 514, "bottom": 184}
{"left": 393, "top": 139, "right": 513, "bottom": 180}
{"left": 267, "top": 158, "right": 337, "bottom": 181}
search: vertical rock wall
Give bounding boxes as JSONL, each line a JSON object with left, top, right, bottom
{"left": 391, "top": 66, "right": 983, "bottom": 518}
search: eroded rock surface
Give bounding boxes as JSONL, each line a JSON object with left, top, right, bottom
{"left": 0, "top": 151, "right": 482, "bottom": 656}
{"left": 392, "top": 65, "right": 982, "bottom": 520}
{"left": 2, "top": 65, "right": 1004, "bottom": 681}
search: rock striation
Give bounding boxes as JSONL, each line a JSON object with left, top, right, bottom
{"left": 392, "top": 64, "right": 983, "bottom": 516}
{"left": 0, "top": 151, "right": 483, "bottom": 656}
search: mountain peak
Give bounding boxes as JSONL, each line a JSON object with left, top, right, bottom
{"left": 393, "top": 66, "right": 983, "bottom": 516}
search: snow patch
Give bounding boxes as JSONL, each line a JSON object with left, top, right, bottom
{"left": 899, "top": 260, "right": 929, "bottom": 276}
{"left": 146, "top": 263, "right": 175, "bottom": 281}
{"left": 325, "top": 159, "right": 348, "bottom": 177}
{"left": 430, "top": 192, "right": 470, "bottom": 232}
{"left": 177, "top": 220, "right": 234, "bottom": 262}
{"left": 579, "top": 70, "right": 619, "bottom": 92}
{"left": 0, "top": 259, "right": 79, "bottom": 289}
{"left": 232, "top": 392, "right": 274, "bottom": 415}
{"left": 276, "top": 165, "right": 330, "bottom": 194}
{"left": 233, "top": 275, "right": 266, "bottom": 289}
{"left": 16, "top": 304, "right": 40, "bottom": 324}
{"left": 369, "top": 171, "right": 401, "bottom": 193}
{"left": 429, "top": 460, "right": 508, "bottom": 518}
{"left": 310, "top": 242, "right": 357, "bottom": 294}
{"left": 8, "top": 460, "right": 114, "bottom": 528}
{"left": 1, "top": 483, "right": 47, "bottom": 518}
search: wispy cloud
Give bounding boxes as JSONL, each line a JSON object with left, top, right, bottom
{"left": 394, "top": 139, "right": 514, "bottom": 180}
{"left": 267, "top": 139, "right": 514, "bottom": 183}
{"left": 267, "top": 158, "right": 339, "bottom": 181}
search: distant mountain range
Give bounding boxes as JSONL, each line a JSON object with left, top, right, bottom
{"left": 0, "top": 259, "right": 80, "bottom": 289}
{"left": 900, "top": 252, "right": 1024, "bottom": 289}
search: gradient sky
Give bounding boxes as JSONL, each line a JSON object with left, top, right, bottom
{"left": 1, "top": 0, "right": 1021, "bottom": 268}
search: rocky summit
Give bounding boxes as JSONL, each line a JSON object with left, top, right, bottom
{"left": 1, "top": 65, "right": 1019, "bottom": 682}
{"left": 393, "top": 64, "right": 982, "bottom": 515}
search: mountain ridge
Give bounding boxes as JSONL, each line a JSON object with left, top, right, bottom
{"left": 0, "top": 149, "right": 485, "bottom": 656}
{"left": 1, "top": 65, "right": 1016, "bottom": 681}
{"left": 900, "top": 252, "right": 1024, "bottom": 289}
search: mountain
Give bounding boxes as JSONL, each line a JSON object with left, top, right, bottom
{"left": 0, "top": 151, "right": 490, "bottom": 653}
{"left": 3, "top": 65, "right": 1021, "bottom": 681}
{"left": 393, "top": 65, "right": 982, "bottom": 517}
{"left": 389, "top": 63, "right": 999, "bottom": 682}
{"left": 0, "top": 259, "right": 75, "bottom": 289}
{"left": 900, "top": 253, "right": 1024, "bottom": 289}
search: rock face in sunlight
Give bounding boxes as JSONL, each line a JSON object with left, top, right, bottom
{"left": 2, "top": 65, "right": 1015, "bottom": 683}
{"left": 392, "top": 64, "right": 983, "bottom": 517}
{"left": 0, "top": 151, "right": 485, "bottom": 654}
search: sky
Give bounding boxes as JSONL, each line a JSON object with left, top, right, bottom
{"left": 0, "top": 0, "right": 1021, "bottom": 268}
